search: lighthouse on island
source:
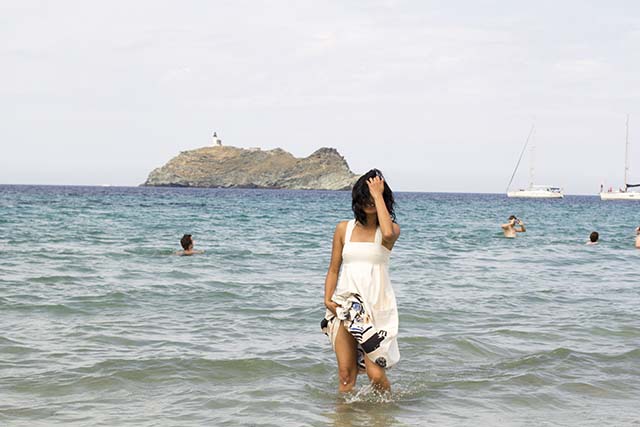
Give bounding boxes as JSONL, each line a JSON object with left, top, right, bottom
{"left": 212, "top": 132, "right": 222, "bottom": 146}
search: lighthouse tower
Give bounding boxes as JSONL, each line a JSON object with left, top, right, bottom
{"left": 212, "top": 132, "right": 222, "bottom": 146}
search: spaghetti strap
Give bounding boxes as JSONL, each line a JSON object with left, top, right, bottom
{"left": 374, "top": 226, "right": 382, "bottom": 245}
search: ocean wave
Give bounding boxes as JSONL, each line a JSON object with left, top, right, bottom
{"left": 66, "top": 356, "right": 292, "bottom": 384}
{"left": 4, "top": 302, "right": 89, "bottom": 315}
{"left": 495, "top": 347, "right": 575, "bottom": 370}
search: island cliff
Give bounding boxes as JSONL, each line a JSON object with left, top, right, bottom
{"left": 142, "top": 146, "right": 358, "bottom": 190}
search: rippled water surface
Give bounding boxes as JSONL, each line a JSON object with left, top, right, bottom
{"left": 1, "top": 185, "right": 639, "bottom": 426}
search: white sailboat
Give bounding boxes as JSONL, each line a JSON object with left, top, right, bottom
{"left": 506, "top": 125, "right": 564, "bottom": 199}
{"left": 600, "top": 115, "right": 640, "bottom": 200}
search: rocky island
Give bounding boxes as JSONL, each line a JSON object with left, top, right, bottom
{"left": 142, "top": 144, "right": 358, "bottom": 190}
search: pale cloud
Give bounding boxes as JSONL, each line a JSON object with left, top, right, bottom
{"left": 307, "top": 32, "right": 338, "bottom": 52}
{"left": 434, "top": 55, "right": 465, "bottom": 70}
{"left": 553, "top": 59, "right": 610, "bottom": 80}
{"left": 161, "top": 67, "right": 193, "bottom": 83}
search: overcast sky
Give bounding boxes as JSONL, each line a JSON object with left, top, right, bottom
{"left": 1, "top": 1, "right": 639, "bottom": 194}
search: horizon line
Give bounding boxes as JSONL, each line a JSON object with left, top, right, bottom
{"left": 0, "top": 183, "right": 607, "bottom": 197}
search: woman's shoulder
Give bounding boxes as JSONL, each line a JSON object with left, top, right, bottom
{"left": 335, "top": 220, "right": 351, "bottom": 231}
{"left": 333, "top": 220, "right": 353, "bottom": 237}
{"left": 331, "top": 221, "right": 351, "bottom": 245}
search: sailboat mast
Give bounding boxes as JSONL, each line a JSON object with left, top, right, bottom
{"left": 624, "top": 114, "right": 630, "bottom": 190}
{"left": 529, "top": 128, "right": 536, "bottom": 190}
{"left": 506, "top": 124, "right": 535, "bottom": 193}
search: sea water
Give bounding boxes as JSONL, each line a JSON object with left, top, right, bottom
{"left": 0, "top": 185, "right": 638, "bottom": 426}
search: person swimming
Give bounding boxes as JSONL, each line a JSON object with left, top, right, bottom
{"left": 586, "top": 231, "right": 599, "bottom": 245}
{"left": 176, "top": 234, "right": 204, "bottom": 256}
{"left": 501, "top": 215, "right": 526, "bottom": 238}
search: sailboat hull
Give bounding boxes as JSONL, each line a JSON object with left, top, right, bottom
{"left": 506, "top": 126, "right": 563, "bottom": 199}
{"left": 600, "top": 192, "right": 640, "bottom": 200}
{"left": 602, "top": 116, "right": 637, "bottom": 201}
{"left": 507, "top": 190, "right": 564, "bottom": 199}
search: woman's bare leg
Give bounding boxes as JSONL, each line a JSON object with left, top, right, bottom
{"left": 334, "top": 322, "right": 358, "bottom": 393}
{"left": 364, "top": 355, "right": 390, "bottom": 392}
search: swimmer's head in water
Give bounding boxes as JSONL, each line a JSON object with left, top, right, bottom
{"left": 352, "top": 168, "right": 395, "bottom": 226}
{"left": 180, "top": 234, "right": 193, "bottom": 250}
{"left": 590, "top": 231, "right": 599, "bottom": 242}
{"left": 508, "top": 215, "right": 517, "bottom": 221}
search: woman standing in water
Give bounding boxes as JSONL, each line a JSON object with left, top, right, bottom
{"left": 321, "top": 169, "right": 401, "bottom": 393}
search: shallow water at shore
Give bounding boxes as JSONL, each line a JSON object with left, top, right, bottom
{"left": 1, "top": 185, "right": 639, "bottom": 426}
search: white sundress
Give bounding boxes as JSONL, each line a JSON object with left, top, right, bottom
{"left": 322, "top": 219, "right": 400, "bottom": 369}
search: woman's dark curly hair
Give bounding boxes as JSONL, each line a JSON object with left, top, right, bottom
{"left": 352, "top": 169, "right": 396, "bottom": 226}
